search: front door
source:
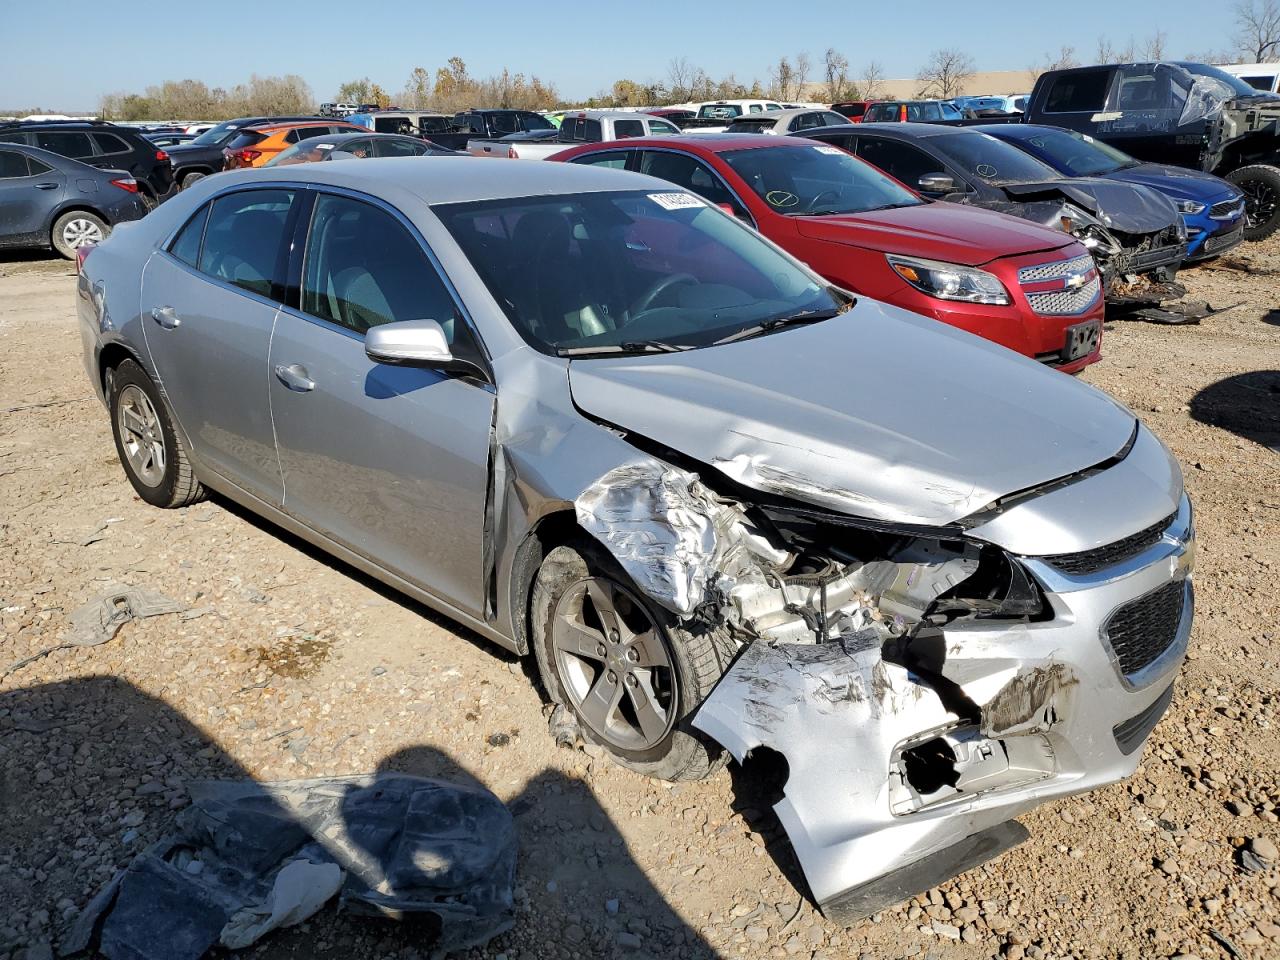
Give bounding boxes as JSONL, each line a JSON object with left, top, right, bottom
{"left": 268, "top": 192, "right": 495, "bottom": 615}
{"left": 139, "top": 187, "right": 298, "bottom": 503}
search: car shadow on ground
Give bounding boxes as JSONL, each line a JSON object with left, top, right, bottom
{"left": 1262, "top": 309, "right": 1280, "bottom": 326}
{"left": 0, "top": 676, "right": 717, "bottom": 958}
{"left": 1188, "top": 370, "right": 1280, "bottom": 450}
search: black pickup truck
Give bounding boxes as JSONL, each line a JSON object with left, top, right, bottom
{"left": 423, "top": 109, "right": 556, "bottom": 152}
{"left": 1023, "top": 61, "right": 1280, "bottom": 239}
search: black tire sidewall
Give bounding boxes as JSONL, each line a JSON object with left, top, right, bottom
{"left": 51, "top": 211, "right": 108, "bottom": 259}
{"left": 109, "top": 361, "right": 185, "bottom": 507}
{"left": 1227, "top": 165, "right": 1280, "bottom": 242}
{"left": 180, "top": 171, "right": 206, "bottom": 189}
{"left": 531, "top": 544, "right": 713, "bottom": 778}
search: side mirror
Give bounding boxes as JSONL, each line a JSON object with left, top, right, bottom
{"left": 918, "top": 173, "right": 957, "bottom": 194}
{"left": 364, "top": 319, "right": 453, "bottom": 367}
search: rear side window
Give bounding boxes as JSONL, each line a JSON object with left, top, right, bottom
{"left": 1044, "top": 71, "right": 1111, "bottom": 113}
{"left": 225, "top": 130, "right": 267, "bottom": 151}
{"left": 649, "top": 119, "right": 679, "bottom": 134}
{"left": 197, "top": 189, "right": 295, "bottom": 299}
{"left": 376, "top": 138, "right": 429, "bottom": 157}
{"left": 570, "top": 150, "right": 629, "bottom": 169}
{"left": 301, "top": 194, "right": 463, "bottom": 340}
{"left": 856, "top": 137, "right": 945, "bottom": 188}
{"left": 92, "top": 133, "right": 132, "bottom": 156}
{"left": 35, "top": 130, "right": 95, "bottom": 158}
{"left": 613, "top": 119, "right": 644, "bottom": 139}
{"left": 0, "top": 150, "right": 30, "bottom": 178}
{"left": 169, "top": 204, "right": 210, "bottom": 266}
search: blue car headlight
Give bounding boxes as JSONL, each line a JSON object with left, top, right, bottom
{"left": 1175, "top": 199, "right": 1207, "bottom": 215}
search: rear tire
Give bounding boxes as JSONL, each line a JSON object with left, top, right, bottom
{"left": 1225, "top": 164, "right": 1280, "bottom": 241}
{"left": 531, "top": 543, "right": 732, "bottom": 781}
{"left": 51, "top": 211, "right": 108, "bottom": 259}
{"left": 179, "top": 170, "right": 207, "bottom": 189}
{"left": 108, "top": 359, "right": 205, "bottom": 508}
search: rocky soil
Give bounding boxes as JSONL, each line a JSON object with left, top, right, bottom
{"left": 1, "top": 241, "right": 1277, "bottom": 960}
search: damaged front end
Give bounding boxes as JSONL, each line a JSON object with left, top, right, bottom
{"left": 575, "top": 447, "right": 1194, "bottom": 923}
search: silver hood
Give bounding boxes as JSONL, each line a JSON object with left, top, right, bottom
{"left": 567, "top": 300, "right": 1136, "bottom": 527}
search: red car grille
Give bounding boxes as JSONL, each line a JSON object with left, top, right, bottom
{"left": 1017, "top": 254, "right": 1101, "bottom": 316}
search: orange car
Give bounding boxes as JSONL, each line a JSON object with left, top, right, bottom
{"left": 221, "top": 120, "right": 364, "bottom": 170}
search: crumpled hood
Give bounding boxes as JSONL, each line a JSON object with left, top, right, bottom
{"left": 567, "top": 301, "right": 1136, "bottom": 526}
{"left": 794, "top": 202, "right": 1071, "bottom": 266}
{"left": 1000, "top": 177, "right": 1181, "bottom": 234}
{"left": 1103, "top": 163, "right": 1239, "bottom": 203}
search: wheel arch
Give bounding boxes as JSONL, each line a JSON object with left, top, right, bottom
{"left": 47, "top": 203, "right": 110, "bottom": 243}
{"left": 507, "top": 509, "right": 586, "bottom": 657}
{"left": 97, "top": 341, "right": 146, "bottom": 396}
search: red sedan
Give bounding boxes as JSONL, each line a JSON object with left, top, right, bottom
{"left": 550, "top": 135, "right": 1103, "bottom": 372}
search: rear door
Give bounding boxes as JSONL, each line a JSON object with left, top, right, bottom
{"left": 1032, "top": 68, "right": 1116, "bottom": 135}
{"left": 268, "top": 191, "right": 495, "bottom": 615}
{"left": 0, "top": 150, "right": 62, "bottom": 244}
{"left": 139, "top": 187, "right": 299, "bottom": 503}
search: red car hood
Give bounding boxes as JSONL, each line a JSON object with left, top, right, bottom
{"left": 795, "top": 202, "right": 1072, "bottom": 267}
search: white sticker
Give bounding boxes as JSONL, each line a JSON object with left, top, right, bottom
{"left": 649, "top": 192, "right": 706, "bottom": 210}
{"left": 314, "top": 143, "right": 335, "bottom": 149}
{"left": 813, "top": 145, "right": 844, "bottom": 155}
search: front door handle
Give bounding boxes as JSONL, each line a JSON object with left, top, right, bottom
{"left": 35, "top": 181, "right": 58, "bottom": 190}
{"left": 150, "top": 305, "right": 180, "bottom": 329}
{"left": 273, "top": 362, "right": 315, "bottom": 392}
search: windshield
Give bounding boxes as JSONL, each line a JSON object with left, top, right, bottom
{"left": 1179, "top": 62, "right": 1274, "bottom": 98}
{"left": 930, "top": 131, "right": 1060, "bottom": 184}
{"left": 191, "top": 120, "right": 242, "bottom": 147}
{"left": 721, "top": 144, "right": 923, "bottom": 216}
{"left": 435, "top": 190, "right": 841, "bottom": 355}
{"left": 1016, "top": 128, "right": 1136, "bottom": 176}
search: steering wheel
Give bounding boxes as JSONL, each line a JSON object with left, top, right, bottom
{"left": 806, "top": 189, "right": 843, "bottom": 212}
{"left": 631, "top": 273, "right": 697, "bottom": 316}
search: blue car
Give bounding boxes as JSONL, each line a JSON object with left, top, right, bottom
{"left": 976, "top": 124, "right": 1246, "bottom": 261}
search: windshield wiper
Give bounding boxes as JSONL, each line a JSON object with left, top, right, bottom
{"left": 710, "top": 308, "right": 841, "bottom": 346}
{"left": 557, "top": 340, "right": 692, "bottom": 357}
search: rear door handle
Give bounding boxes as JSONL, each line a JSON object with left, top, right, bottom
{"left": 35, "top": 182, "right": 58, "bottom": 190}
{"left": 150, "top": 305, "right": 180, "bottom": 329}
{"left": 273, "top": 362, "right": 315, "bottom": 392}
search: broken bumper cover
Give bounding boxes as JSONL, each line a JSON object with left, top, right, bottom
{"left": 694, "top": 498, "right": 1193, "bottom": 924}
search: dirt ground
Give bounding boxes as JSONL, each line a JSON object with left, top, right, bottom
{"left": 1, "top": 239, "right": 1278, "bottom": 960}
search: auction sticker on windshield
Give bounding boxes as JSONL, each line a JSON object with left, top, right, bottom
{"left": 649, "top": 192, "right": 706, "bottom": 210}
{"left": 813, "top": 146, "right": 844, "bottom": 155}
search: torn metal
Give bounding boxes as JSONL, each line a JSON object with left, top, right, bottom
{"left": 64, "top": 774, "right": 517, "bottom": 959}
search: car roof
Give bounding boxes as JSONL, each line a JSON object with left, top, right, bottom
{"left": 729, "top": 108, "right": 830, "bottom": 122}
{"left": 250, "top": 120, "right": 360, "bottom": 134}
{"left": 215, "top": 155, "right": 684, "bottom": 205}
{"left": 843, "top": 121, "right": 975, "bottom": 138}
{"left": 565, "top": 133, "right": 829, "bottom": 156}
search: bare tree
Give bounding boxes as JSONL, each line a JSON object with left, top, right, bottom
{"left": 1139, "top": 30, "right": 1168, "bottom": 60}
{"left": 793, "top": 52, "right": 812, "bottom": 100}
{"left": 768, "top": 56, "right": 797, "bottom": 100}
{"left": 667, "top": 57, "right": 698, "bottom": 102}
{"left": 916, "top": 49, "right": 975, "bottom": 99}
{"left": 857, "top": 60, "right": 886, "bottom": 100}
{"left": 1235, "top": 0, "right": 1280, "bottom": 60}
{"left": 822, "top": 48, "right": 850, "bottom": 102}
{"left": 1027, "top": 45, "right": 1078, "bottom": 86}
{"left": 1096, "top": 35, "right": 1136, "bottom": 64}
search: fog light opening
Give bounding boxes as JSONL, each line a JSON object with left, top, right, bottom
{"left": 901, "top": 736, "right": 961, "bottom": 795}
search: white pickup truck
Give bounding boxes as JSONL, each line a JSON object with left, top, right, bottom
{"left": 467, "top": 111, "right": 681, "bottom": 160}
{"left": 677, "top": 99, "right": 786, "bottom": 133}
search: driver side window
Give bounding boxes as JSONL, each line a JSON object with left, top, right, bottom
{"left": 637, "top": 151, "right": 748, "bottom": 219}
{"left": 301, "top": 194, "right": 468, "bottom": 350}
{"left": 856, "top": 138, "right": 944, "bottom": 190}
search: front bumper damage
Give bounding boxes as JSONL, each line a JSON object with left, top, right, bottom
{"left": 574, "top": 424, "right": 1194, "bottom": 922}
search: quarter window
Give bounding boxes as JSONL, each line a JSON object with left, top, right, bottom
{"left": 92, "top": 133, "right": 132, "bottom": 156}
{"left": 301, "top": 194, "right": 463, "bottom": 340}
{"left": 197, "top": 189, "right": 295, "bottom": 299}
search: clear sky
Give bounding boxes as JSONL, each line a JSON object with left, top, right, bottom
{"left": 3, "top": 0, "right": 1239, "bottom": 110}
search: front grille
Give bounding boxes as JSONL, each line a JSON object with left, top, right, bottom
{"left": 1103, "top": 579, "right": 1187, "bottom": 676}
{"left": 1017, "top": 254, "right": 1095, "bottom": 283}
{"left": 1209, "top": 197, "right": 1244, "bottom": 219}
{"left": 1026, "top": 275, "right": 1102, "bottom": 316}
{"left": 1042, "top": 512, "right": 1174, "bottom": 575}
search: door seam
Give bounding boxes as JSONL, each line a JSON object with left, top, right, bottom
{"left": 266, "top": 305, "right": 287, "bottom": 504}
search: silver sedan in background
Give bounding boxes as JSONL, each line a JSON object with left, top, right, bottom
{"left": 77, "top": 158, "right": 1193, "bottom": 922}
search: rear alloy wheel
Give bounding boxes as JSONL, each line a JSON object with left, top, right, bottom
{"left": 51, "top": 211, "right": 107, "bottom": 259}
{"left": 108, "top": 359, "right": 205, "bottom": 508}
{"left": 531, "top": 544, "right": 731, "bottom": 781}
{"left": 1226, "top": 164, "right": 1280, "bottom": 241}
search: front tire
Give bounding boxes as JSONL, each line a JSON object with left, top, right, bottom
{"left": 108, "top": 359, "right": 205, "bottom": 508}
{"left": 1225, "top": 164, "right": 1280, "bottom": 241}
{"left": 51, "top": 211, "right": 108, "bottom": 259}
{"left": 531, "top": 544, "right": 731, "bottom": 781}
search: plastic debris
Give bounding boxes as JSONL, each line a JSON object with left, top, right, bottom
{"left": 63, "top": 774, "right": 518, "bottom": 959}
{"left": 3, "top": 583, "right": 183, "bottom": 678}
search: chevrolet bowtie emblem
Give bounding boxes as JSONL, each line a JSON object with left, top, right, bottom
{"left": 1063, "top": 270, "right": 1089, "bottom": 291}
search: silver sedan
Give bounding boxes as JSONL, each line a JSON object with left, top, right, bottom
{"left": 77, "top": 157, "right": 1193, "bottom": 921}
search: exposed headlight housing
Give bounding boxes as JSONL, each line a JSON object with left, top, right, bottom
{"left": 886, "top": 254, "right": 1010, "bottom": 306}
{"left": 1175, "top": 199, "right": 1206, "bottom": 215}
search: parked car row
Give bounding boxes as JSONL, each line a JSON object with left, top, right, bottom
{"left": 76, "top": 154, "right": 1196, "bottom": 926}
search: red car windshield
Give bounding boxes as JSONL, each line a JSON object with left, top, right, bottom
{"left": 720, "top": 144, "right": 924, "bottom": 216}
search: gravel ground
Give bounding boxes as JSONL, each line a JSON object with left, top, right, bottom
{"left": 1, "top": 241, "right": 1278, "bottom": 960}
